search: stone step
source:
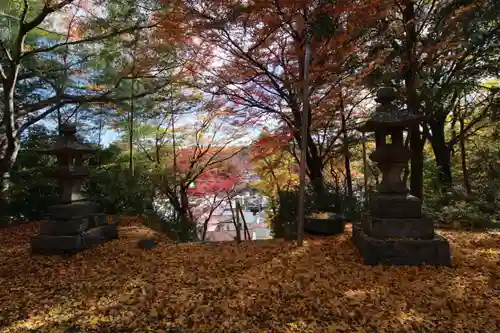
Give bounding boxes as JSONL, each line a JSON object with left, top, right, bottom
{"left": 39, "top": 219, "right": 89, "bottom": 236}
{"left": 38, "top": 214, "right": 109, "bottom": 236}
{"left": 31, "top": 224, "right": 118, "bottom": 255}
{"left": 31, "top": 234, "right": 83, "bottom": 254}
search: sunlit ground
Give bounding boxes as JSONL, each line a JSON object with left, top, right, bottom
{"left": 0, "top": 218, "right": 498, "bottom": 333}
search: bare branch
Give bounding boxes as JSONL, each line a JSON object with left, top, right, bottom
{"left": 23, "top": 1, "right": 74, "bottom": 33}
{"left": 22, "top": 20, "right": 164, "bottom": 59}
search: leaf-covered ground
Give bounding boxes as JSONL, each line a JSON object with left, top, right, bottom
{"left": 0, "top": 218, "right": 499, "bottom": 333}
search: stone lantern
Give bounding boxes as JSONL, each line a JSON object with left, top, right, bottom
{"left": 31, "top": 123, "right": 118, "bottom": 254}
{"left": 353, "top": 87, "right": 450, "bottom": 266}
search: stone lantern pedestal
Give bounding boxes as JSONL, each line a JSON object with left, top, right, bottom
{"left": 31, "top": 124, "right": 118, "bottom": 254}
{"left": 353, "top": 88, "right": 451, "bottom": 266}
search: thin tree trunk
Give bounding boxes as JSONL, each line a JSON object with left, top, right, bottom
{"left": 96, "top": 115, "right": 103, "bottom": 165}
{"left": 171, "top": 114, "right": 177, "bottom": 221}
{"left": 339, "top": 88, "right": 353, "bottom": 197}
{"left": 361, "top": 132, "right": 369, "bottom": 207}
{"left": 1, "top": 59, "right": 22, "bottom": 221}
{"left": 237, "top": 200, "right": 251, "bottom": 240}
{"left": 429, "top": 119, "right": 453, "bottom": 190}
{"left": 409, "top": 128, "right": 424, "bottom": 199}
{"left": 97, "top": 116, "right": 103, "bottom": 148}
{"left": 459, "top": 118, "right": 471, "bottom": 195}
{"left": 128, "top": 36, "right": 138, "bottom": 177}
{"left": 228, "top": 197, "right": 241, "bottom": 243}
{"left": 129, "top": 79, "right": 135, "bottom": 177}
{"left": 297, "top": 17, "right": 311, "bottom": 247}
{"left": 403, "top": 1, "right": 424, "bottom": 200}
{"left": 402, "top": 135, "right": 410, "bottom": 186}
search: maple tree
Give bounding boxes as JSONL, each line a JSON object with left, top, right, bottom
{"left": 189, "top": 160, "right": 247, "bottom": 240}
{"left": 149, "top": 100, "right": 250, "bottom": 229}
{"left": 251, "top": 131, "right": 299, "bottom": 201}
{"left": 165, "top": 0, "right": 387, "bottom": 194}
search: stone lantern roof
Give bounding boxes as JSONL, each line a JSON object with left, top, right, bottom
{"left": 38, "top": 123, "right": 96, "bottom": 156}
{"left": 358, "top": 87, "right": 423, "bottom": 133}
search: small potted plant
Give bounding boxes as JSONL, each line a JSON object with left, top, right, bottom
{"left": 304, "top": 211, "right": 345, "bottom": 235}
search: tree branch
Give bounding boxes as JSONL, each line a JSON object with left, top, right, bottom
{"left": 22, "top": 20, "right": 164, "bottom": 59}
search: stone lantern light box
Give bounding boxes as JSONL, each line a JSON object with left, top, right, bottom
{"left": 353, "top": 87, "right": 451, "bottom": 266}
{"left": 31, "top": 123, "right": 118, "bottom": 254}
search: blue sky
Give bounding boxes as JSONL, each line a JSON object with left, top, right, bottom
{"left": 101, "top": 129, "right": 120, "bottom": 146}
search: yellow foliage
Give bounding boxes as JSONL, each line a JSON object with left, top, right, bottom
{"left": 0, "top": 220, "right": 498, "bottom": 332}
{"left": 252, "top": 151, "right": 299, "bottom": 197}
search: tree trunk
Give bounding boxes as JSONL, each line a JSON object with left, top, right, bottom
{"left": 403, "top": 1, "right": 424, "bottom": 200}
{"left": 292, "top": 127, "right": 325, "bottom": 194}
{"left": 339, "top": 89, "right": 353, "bottom": 197}
{"left": 129, "top": 40, "right": 137, "bottom": 177}
{"left": 179, "top": 188, "right": 192, "bottom": 222}
{"left": 293, "top": 34, "right": 324, "bottom": 197}
{"left": 228, "top": 198, "right": 241, "bottom": 243}
{"left": 307, "top": 142, "right": 324, "bottom": 194}
{"left": 1, "top": 64, "right": 22, "bottom": 222}
{"left": 428, "top": 119, "right": 453, "bottom": 190}
{"left": 237, "top": 201, "right": 252, "bottom": 240}
{"left": 459, "top": 118, "right": 472, "bottom": 195}
{"left": 0, "top": 141, "right": 20, "bottom": 222}
{"left": 128, "top": 90, "right": 135, "bottom": 177}
{"left": 402, "top": 135, "right": 410, "bottom": 186}
{"left": 309, "top": 161, "right": 325, "bottom": 194}
{"left": 409, "top": 127, "right": 424, "bottom": 199}
{"left": 202, "top": 221, "right": 208, "bottom": 240}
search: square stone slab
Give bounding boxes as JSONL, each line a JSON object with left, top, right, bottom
{"left": 352, "top": 223, "right": 451, "bottom": 266}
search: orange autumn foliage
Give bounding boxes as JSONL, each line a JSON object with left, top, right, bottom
{"left": 158, "top": 0, "right": 389, "bottom": 183}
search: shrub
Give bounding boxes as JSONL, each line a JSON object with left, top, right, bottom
{"left": 269, "top": 183, "right": 362, "bottom": 238}
{"left": 143, "top": 208, "right": 199, "bottom": 242}
{"left": 84, "top": 165, "right": 155, "bottom": 215}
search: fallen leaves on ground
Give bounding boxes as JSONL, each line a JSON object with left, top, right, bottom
{"left": 0, "top": 218, "right": 499, "bottom": 333}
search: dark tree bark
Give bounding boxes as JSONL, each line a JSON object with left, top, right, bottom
{"left": 339, "top": 89, "right": 353, "bottom": 197}
{"left": 403, "top": 1, "right": 424, "bottom": 199}
{"left": 428, "top": 118, "right": 453, "bottom": 190}
{"left": 459, "top": 118, "right": 472, "bottom": 195}
{"left": 291, "top": 125, "right": 325, "bottom": 194}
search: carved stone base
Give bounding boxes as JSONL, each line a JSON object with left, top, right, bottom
{"left": 352, "top": 223, "right": 451, "bottom": 266}
{"left": 31, "top": 224, "right": 118, "bottom": 255}
{"left": 370, "top": 193, "right": 422, "bottom": 219}
{"left": 367, "top": 217, "right": 434, "bottom": 239}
